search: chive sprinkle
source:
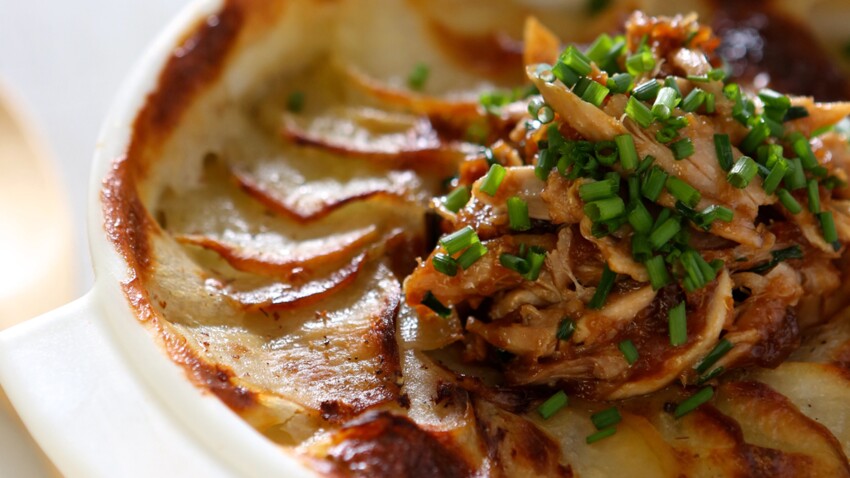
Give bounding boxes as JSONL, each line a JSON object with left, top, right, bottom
{"left": 439, "top": 226, "right": 478, "bottom": 255}
{"left": 696, "top": 366, "right": 725, "bottom": 385}
{"left": 727, "top": 156, "right": 758, "bottom": 189}
{"left": 432, "top": 253, "right": 459, "bottom": 277}
{"left": 584, "top": 196, "right": 626, "bottom": 222}
{"left": 645, "top": 255, "right": 671, "bottom": 290}
{"left": 421, "top": 291, "right": 451, "bottom": 317}
{"left": 607, "top": 73, "right": 633, "bottom": 94}
{"left": 557, "top": 318, "right": 576, "bottom": 341}
{"left": 443, "top": 187, "right": 470, "bottom": 213}
{"left": 562, "top": 46, "right": 592, "bottom": 76}
{"left": 762, "top": 160, "right": 788, "bottom": 195}
{"left": 619, "top": 339, "right": 639, "bottom": 365}
{"left": 652, "top": 87, "right": 680, "bottom": 119}
{"left": 507, "top": 197, "right": 531, "bottom": 231}
{"left": 666, "top": 176, "right": 701, "bottom": 208}
{"left": 777, "top": 188, "right": 802, "bottom": 214}
{"left": 589, "top": 264, "right": 617, "bottom": 309}
{"left": 586, "top": 426, "right": 617, "bottom": 444}
{"left": 785, "top": 158, "right": 807, "bottom": 190}
{"left": 649, "top": 217, "right": 681, "bottom": 250}
{"left": 538, "top": 390, "right": 569, "bottom": 419}
{"left": 790, "top": 132, "right": 818, "bottom": 170}
{"left": 591, "top": 407, "right": 622, "bottom": 429}
{"left": 681, "top": 88, "right": 706, "bottom": 112}
{"left": 740, "top": 121, "right": 770, "bottom": 153}
{"left": 670, "top": 138, "right": 695, "bottom": 160}
{"left": 655, "top": 127, "right": 678, "bottom": 144}
{"left": 705, "top": 92, "right": 716, "bottom": 113}
{"left": 631, "top": 233, "right": 652, "bottom": 262}
{"left": 807, "top": 179, "right": 821, "bottom": 213}
{"left": 615, "top": 134, "right": 638, "bottom": 171}
{"left": 625, "top": 96, "right": 654, "bottom": 128}
{"left": 626, "top": 49, "right": 655, "bottom": 75}
{"left": 407, "top": 63, "right": 430, "bottom": 91}
{"left": 628, "top": 201, "right": 653, "bottom": 234}
{"left": 479, "top": 163, "right": 506, "bottom": 196}
{"left": 500, "top": 253, "right": 529, "bottom": 274}
{"left": 669, "top": 301, "right": 688, "bottom": 346}
{"left": 594, "top": 141, "right": 619, "bottom": 166}
{"left": 664, "top": 76, "right": 682, "bottom": 96}
{"left": 674, "top": 386, "right": 714, "bottom": 418}
{"left": 524, "top": 248, "right": 547, "bottom": 281}
{"left": 579, "top": 179, "right": 618, "bottom": 202}
{"left": 632, "top": 80, "right": 660, "bottom": 101}
{"left": 535, "top": 148, "right": 558, "bottom": 181}
{"left": 695, "top": 339, "right": 733, "bottom": 374}
{"left": 642, "top": 166, "right": 668, "bottom": 201}
{"left": 582, "top": 81, "right": 610, "bottom": 107}
{"left": 819, "top": 211, "right": 839, "bottom": 245}
{"left": 457, "top": 243, "right": 488, "bottom": 269}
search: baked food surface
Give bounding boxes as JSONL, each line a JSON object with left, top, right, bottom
{"left": 103, "top": 0, "right": 850, "bottom": 475}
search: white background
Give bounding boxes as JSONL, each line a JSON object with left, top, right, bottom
{"left": 0, "top": 0, "right": 192, "bottom": 295}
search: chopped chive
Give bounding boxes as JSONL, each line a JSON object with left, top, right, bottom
{"left": 537, "top": 390, "right": 569, "bottom": 419}
{"left": 619, "top": 339, "right": 639, "bottom": 364}
{"left": 642, "top": 166, "right": 668, "bottom": 201}
{"left": 681, "top": 88, "right": 706, "bottom": 112}
{"left": 708, "top": 68, "right": 727, "bottom": 81}
{"left": 631, "top": 233, "right": 652, "bottom": 262}
{"left": 607, "top": 73, "right": 633, "bottom": 94}
{"left": 789, "top": 132, "right": 819, "bottom": 170}
{"left": 758, "top": 143, "right": 784, "bottom": 167}
{"left": 525, "top": 248, "right": 547, "bottom": 281}
{"left": 705, "top": 93, "right": 716, "bottom": 113}
{"left": 483, "top": 147, "right": 497, "bottom": 166}
{"left": 535, "top": 148, "right": 557, "bottom": 181}
{"left": 785, "top": 158, "right": 807, "bottom": 190}
{"left": 479, "top": 163, "right": 506, "bottom": 196}
{"left": 562, "top": 46, "right": 592, "bottom": 76}
{"left": 628, "top": 201, "right": 654, "bottom": 234}
{"left": 586, "top": 426, "right": 617, "bottom": 444}
{"left": 507, "top": 197, "right": 532, "bottom": 231}
{"left": 697, "top": 205, "right": 734, "bottom": 228}
{"left": 665, "top": 115, "right": 689, "bottom": 130}
{"left": 758, "top": 88, "right": 790, "bottom": 111}
{"left": 457, "top": 243, "right": 488, "bottom": 269}
{"left": 407, "top": 63, "right": 430, "bottom": 91}
{"left": 614, "top": 134, "right": 638, "bottom": 170}
{"left": 645, "top": 255, "right": 672, "bottom": 290}
{"left": 664, "top": 76, "right": 682, "bottom": 97}
{"left": 764, "top": 116, "right": 784, "bottom": 138}
{"left": 696, "top": 366, "right": 725, "bottom": 385}
{"left": 537, "top": 105, "right": 555, "bottom": 123}
{"left": 807, "top": 180, "right": 821, "bottom": 213}
{"left": 557, "top": 318, "right": 576, "bottom": 340}
{"left": 439, "top": 226, "right": 478, "bottom": 255}
{"left": 286, "top": 91, "right": 306, "bottom": 112}
{"left": 695, "top": 339, "right": 733, "bottom": 374}
{"left": 656, "top": 127, "right": 678, "bottom": 144}
{"left": 594, "top": 141, "right": 619, "bottom": 166}
{"left": 649, "top": 217, "right": 681, "bottom": 250}
{"left": 432, "top": 253, "right": 459, "bottom": 276}
{"left": 819, "top": 211, "right": 839, "bottom": 244}
{"left": 632, "top": 79, "right": 661, "bottom": 101}
{"left": 421, "top": 291, "right": 451, "bottom": 317}
{"left": 637, "top": 154, "right": 656, "bottom": 174}
{"left": 674, "top": 386, "right": 714, "bottom": 418}
{"left": 499, "top": 253, "right": 529, "bottom": 275}
{"left": 582, "top": 81, "right": 611, "bottom": 107}
{"left": 443, "top": 187, "right": 470, "bottom": 213}
{"left": 762, "top": 160, "right": 788, "bottom": 195}
{"left": 670, "top": 138, "right": 695, "bottom": 160}
{"left": 727, "top": 156, "right": 758, "bottom": 189}
{"left": 552, "top": 61, "right": 580, "bottom": 87}
{"left": 625, "top": 96, "right": 654, "bottom": 128}
{"left": 585, "top": 34, "right": 613, "bottom": 64}
{"left": 627, "top": 175, "right": 641, "bottom": 202}
{"left": 740, "top": 121, "right": 770, "bottom": 154}
{"left": 652, "top": 87, "right": 680, "bottom": 119}
{"left": 589, "top": 264, "right": 616, "bottom": 309}
{"left": 591, "top": 407, "right": 622, "bottom": 429}
{"left": 783, "top": 105, "right": 809, "bottom": 121}
{"left": 626, "top": 49, "right": 655, "bottom": 75}
{"left": 669, "top": 301, "right": 688, "bottom": 346}
{"left": 680, "top": 250, "right": 706, "bottom": 288}
{"left": 579, "top": 179, "right": 618, "bottom": 202}
{"left": 666, "top": 176, "right": 701, "bottom": 207}
{"left": 584, "top": 196, "right": 626, "bottom": 222}
{"left": 777, "top": 188, "right": 802, "bottom": 214}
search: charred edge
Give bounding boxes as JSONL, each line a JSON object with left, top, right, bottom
{"left": 126, "top": 1, "right": 244, "bottom": 167}
{"left": 371, "top": 285, "right": 404, "bottom": 395}
{"left": 102, "top": 156, "right": 155, "bottom": 275}
{"left": 321, "top": 411, "right": 474, "bottom": 478}
{"left": 121, "top": 277, "right": 258, "bottom": 411}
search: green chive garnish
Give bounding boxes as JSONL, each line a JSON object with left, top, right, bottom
{"left": 553, "top": 61, "right": 580, "bottom": 87}
{"left": 557, "top": 318, "right": 576, "bottom": 341}
{"left": 421, "top": 291, "right": 451, "bottom": 317}
{"left": 783, "top": 105, "right": 809, "bottom": 121}
{"left": 588, "top": 264, "right": 616, "bottom": 309}
{"left": 642, "top": 166, "right": 668, "bottom": 201}
{"left": 525, "top": 248, "right": 547, "bottom": 281}
{"left": 762, "top": 160, "right": 788, "bottom": 195}
{"left": 740, "top": 121, "right": 770, "bottom": 153}
{"left": 591, "top": 407, "right": 622, "bottom": 430}
{"left": 669, "top": 301, "right": 687, "bottom": 346}
{"left": 649, "top": 217, "right": 681, "bottom": 250}
{"left": 439, "top": 226, "right": 478, "bottom": 255}
{"left": 696, "top": 367, "right": 725, "bottom": 385}
{"left": 777, "top": 188, "right": 802, "bottom": 214}
{"left": 594, "top": 141, "right": 619, "bottom": 166}
{"left": 619, "top": 339, "right": 639, "bottom": 365}
{"left": 652, "top": 87, "right": 680, "bottom": 119}
{"left": 819, "top": 211, "right": 839, "bottom": 245}
{"left": 807, "top": 180, "right": 821, "bottom": 213}
{"left": 579, "top": 179, "right": 618, "bottom": 202}
{"left": 631, "top": 233, "right": 652, "bottom": 262}
{"left": 681, "top": 88, "right": 706, "bottom": 112}
{"left": 432, "top": 253, "right": 458, "bottom": 277}
{"left": 457, "top": 243, "right": 488, "bottom": 269}
{"left": 695, "top": 339, "right": 733, "bottom": 374}
{"left": 645, "top": 255, "right": 671, "bottom": 290}
{"left": 628, "top": 201, "right": 653, "bottom": 234}
{"left": 626, "top": 49, "right": 655, "bottom": 75}
{"left": 789, "top": 132, "right": 818, "bottom": 170}
{"left": 696, "top": 205, "right": 734, "bottom": 229}
{"left": 535, "top": 148, "right": 558, "bottom": 181}
{"left": 705, "top": 92, "right": 716, "bottom": 113}
{"left": 407, "top": 63, "right": 430, "bottom": 91}
{"left": 632, "top": 79, "right": 660, "bottom": 101}
{"left": 584, "top": 196, "right": 626, "bottom": 222}
{"left": 625, "top": 96, "right": 654, "bottom": 128}
{"left": 286, "top": 91, "right": 306, "bottom": 112}
{"left": 666, "top": 176, "right": 701, "bottom": 208}
{"left": 586, "top": 426, "right": 617, "bottom": 444}
{"left": 479, "top": 163, "right": 506, "bottom": 196}
{"left": 727, "top": 156, "right": 758, "bottom": 189}
{"left": 607, "top": 73, "right": 633, "bottom": 94}
{"left": 785, "top": 158, "right": 807, "bottom": 190}
{"left": 500, "top": 253, "right": 529, "bottom": 274}
{"left": 562, "top": 46, "right": 592, "bottom": 76}
{"left": 664, "top": 76, "right": 682, "bottom": 97}
{"left": 582, "top": 81, "right": 610, "bottom": 107}
{"left": 674, "top": 386, "right": 714, "bottom": 418}
{"left": 670, "top": 138, "right": 695, "bottom": 160}
{"left": 538, "top": 390, "right": 569, "bottom": 419}
{"left": 655, "top": 127, "right": 678, "bottom": 144}
{"left": 507, "top": 197, "right": 531, "bottom": 231}
{"left": 443, "top": 187, "right": 470, "bottom": 213}
{"left": 615, "top": 134, "right": 638, "bottom": 171}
